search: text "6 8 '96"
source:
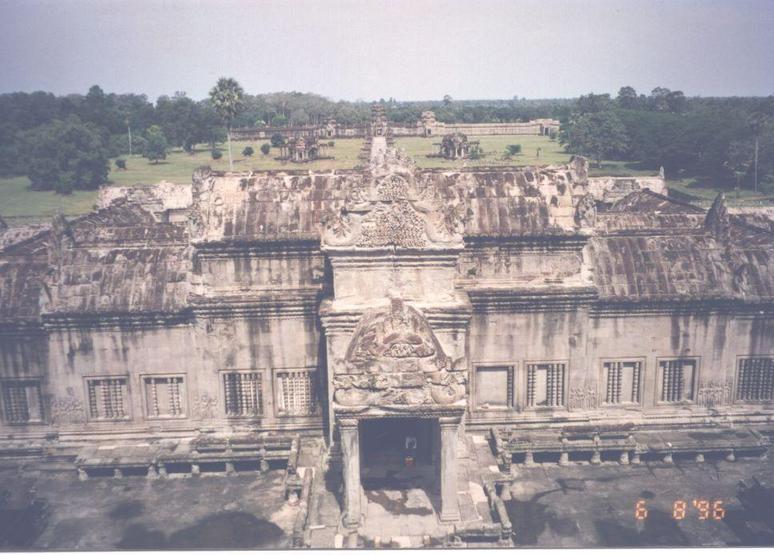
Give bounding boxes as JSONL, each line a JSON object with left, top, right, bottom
{"left": 635, "top": 499, "right": 726, "bottom": 520}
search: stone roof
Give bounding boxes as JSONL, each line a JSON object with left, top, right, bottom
{"left": 189, "top": 162, "right": 585, "bottom": 245}
{"left": 0, "top": 202, "right": 190, "bottom": 324}
{"left": 589, "top": 193, "right": 774, "bottom": 302}
{"left": 0, "top": 159, "right": 772, "bottom": 325}
{"left": 0, "top": 257, "right": 48, "bottom": 324}
{"left": 595, "top": 189, "right": 706, "bottom": 233}
{"left": 45, "top": 202, "right": 190, "bottom": 317}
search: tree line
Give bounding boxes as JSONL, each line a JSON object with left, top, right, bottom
{"left": 559, "top": 87, "right": 774, "bottom": 192}
{"left": 1, "top": 81, "right": 772, "bottom": 194}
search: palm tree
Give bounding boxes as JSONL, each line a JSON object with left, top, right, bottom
{"left": 209, "top": 77, "right": 244, "bottom": 170}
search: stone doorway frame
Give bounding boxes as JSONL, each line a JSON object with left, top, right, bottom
{"left": 337, "top": 409, "right": 463, "bottom": 528}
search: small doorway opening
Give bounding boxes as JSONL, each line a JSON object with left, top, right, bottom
{"left": 359, "top": 417, "right": 437, "bottom": 490}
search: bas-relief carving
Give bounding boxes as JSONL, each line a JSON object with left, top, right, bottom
{"left": 193, "top": 393, "right": 218, "bottom": 419}
{"left": 321, "top": 165, "right": 465, "bottom": 250}
{"left": 50, "top": 396, "right": 86, "bottom": 424}
{"left": 569, "top": 381, "right": 598, "bottom": 410}
{"left": 697, "top": 377, "right": 734, "bottom": 409}
{"left": 333, "top": 299, "right": 466, "bottom": 408}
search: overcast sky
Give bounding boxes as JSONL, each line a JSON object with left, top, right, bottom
{"left": 1, "top": 0, "right": 773, "bottom": 101}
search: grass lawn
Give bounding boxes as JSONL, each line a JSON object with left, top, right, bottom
{"left": 0, "top": 139, "right": 364, "bottom": 224}
{"left": 0, "top": 176, "right": 102, "bottom": 224}
{"left": 105, "top": 138, "right": 365, "bottom": 187}
{"left": 667, "top": 177, "right": 774, "bottom": 206}
{"left": 395, "top": 135, "right": 572, "bottom": 168}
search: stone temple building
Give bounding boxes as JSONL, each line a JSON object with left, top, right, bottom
{"left": 278, "top": 136, "right": 331, "bottom": 163}
{"left": 437, "top": 132, "right": 478, "bottom": 160}
{"left": 0, "top": 116, "right": 772, "bottom": 543}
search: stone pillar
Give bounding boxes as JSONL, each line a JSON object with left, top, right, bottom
{"left": 439, "top": 417, "right": 460, "bottom": 522}
{"left": 435, "top": 421, "right": 444, "bottom": 493}
{"left": 340, "top": 418, "right": 361, "bottom": 528}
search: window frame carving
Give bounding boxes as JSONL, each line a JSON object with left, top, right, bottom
{"left": 84, "top": 375, "right": 131, "bottom": 422}
{"left": 599, "top": 358, "right": 645, "bottom": 407}
{"left": 735, "top": 356, "right": 774, "bottom": 403}
{"left": 473, "top": 364, "right": 515, "bottom": 410}
{"left": 655, "top": 357, "right": 699, "bottom": 405}
{"left": 141, "top": 374, "right": 188, "bottom": 420}
{"left": 524, "top": 360, "right": 568, "bottom": 410}
{"left": 273, "top": 367, "right": 320, "bottom": 418}
{"left": 220, "top": 369, "right": 264, "bottom": 418}
{"left": 1, "top": 378, "right": 45, "bottom": 425}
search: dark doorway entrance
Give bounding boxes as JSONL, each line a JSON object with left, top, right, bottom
{"left": 359, "top": 417, "right": 437, "bottom": 490}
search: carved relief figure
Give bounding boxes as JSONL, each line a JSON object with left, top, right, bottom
{"left": 334, "top": 299, "right": 466, "bottom": 408}
{"left": 574, "top": 193, "right": 597, "bottom": 228}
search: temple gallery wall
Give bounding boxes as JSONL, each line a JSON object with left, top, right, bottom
{"left": 0, "top": 107, "right": 772, "bottom": 538}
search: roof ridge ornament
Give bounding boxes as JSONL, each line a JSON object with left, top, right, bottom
{"left": 704, "top": 192, "right": 731, "bottom": 242}
{"left": 322, "top": 145, "right": 465, "bottom": 250}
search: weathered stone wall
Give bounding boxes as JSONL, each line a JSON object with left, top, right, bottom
{"left": 443, "top": 122, "right": 543, "bottom": 136}
{"left": 1, "top": 154, "right": 772, "bottom": 447}
{"left": 467, "top": 309, "right": 774, "bottom": 427}
{"left": 457, "top": 239, "right": 589, "bottom": 287}
{"left": 0, "top": 315, "right": 324, "bottom": 439}
{"left": 230, "top": 117, "right": 559, "bottom": 141}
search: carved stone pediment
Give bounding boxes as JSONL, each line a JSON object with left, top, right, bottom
{"left": 321, "top": 150, "right": 464, "bottom": 250}
{"left": 333, "top": 299, "right": 467, "bottom": 408}
{"left": 346, "top": 298, "right": 442, "bottom": 367}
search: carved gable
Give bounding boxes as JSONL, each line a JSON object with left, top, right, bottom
{"left": 333, "top": 299, "right": 466, "bottom": 408}
{"left": 321, "top": 153, "right": 465, "bottom": 251}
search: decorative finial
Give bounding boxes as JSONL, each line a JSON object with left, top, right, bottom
{"left": 704, "top": 192, "right": 730, "bottom": 242}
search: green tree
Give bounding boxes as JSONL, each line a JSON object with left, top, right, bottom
{"left": 271, "top": 114, "right": 289, "bottom": 127}
{"left": 576, "top": 93, "right": 613, "bottom": 114}
{"left": 260, "top": 143, "right": 271, "bottom": 155}
{"left": 749, "top": 112, "right": 771, "bottom": 192}
{"left": 209, "top": 77, "right": 244, "bottom": 170}
{"left": 115, "top": 158, "right": 127, "bottom": 170}
{"left": 724, "top": 139, "right": 754, "bottom": 191}
{"left": 616, "top": 86, "right": 638, "bottom": 109}
{"left": 142, "top": 125, "right": 168, "bottom": 164}
{"left": 289, "top": 108, "right": 309, "bottom": 126}
{"left": 270, "top": 133, "right": 286, "bottom": 147}
{"left": 505, "top": 144, "right": 522, "bottom": 157}
{"left": 560, "top": 111, "right": 629, "bottom": 168}
{"left": 19, "top": 116, "right": 110, "bottom": 194}
{"left": 242, "top": 146, "right": 254, "bottom": 157}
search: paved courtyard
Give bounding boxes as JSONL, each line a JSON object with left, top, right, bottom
{"left": 1, "top": 442, "right": 772, "bottom": 549}
{"left": 502, "top": 453, "right": 774, "bottom": 547}
{"left": 0, "top": 467, "right": 297, "bottom": 549}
